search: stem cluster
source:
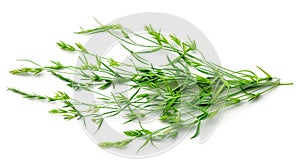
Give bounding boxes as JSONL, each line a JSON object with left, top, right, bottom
{"left": 8, "top": 20, "right": 292, "bottom": 152}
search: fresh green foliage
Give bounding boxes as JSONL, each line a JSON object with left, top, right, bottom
{"left": 8, "top": 20, "right": 292, "bottom": 152}
{"left": 9, "top": 67, "right": 43, "bottom": 75}
{"left": 57, "top": 41, "right": 76, "bottom": 51}
{"left": 49, "top": 100, "right": 82, "bottom": 120}
{"left": 7, "top": 88, "right": 70, "bottom": 102}
{"left": 124, "top": 129, "right": 152, "bottom": 137}
{"left": 109, "top": 58, "right": 120, "bottom": 67}
{"left": 99, "top": 139, "right": 133, "bottom": 148}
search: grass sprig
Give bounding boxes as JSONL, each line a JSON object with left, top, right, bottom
{"left": 8, "top": 20, "right": 292, "bottom": 153}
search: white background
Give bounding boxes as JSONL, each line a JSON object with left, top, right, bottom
{"left": 0, "top": 0, "right": 299, "bottom": 167}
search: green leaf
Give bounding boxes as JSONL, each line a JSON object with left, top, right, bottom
{"left": 144, "top": 24, "right": 162, "bottom": 45}
{"left": 190, "top": 121, "right": 201, "bottom": 139}
{"left": 121, "top": 29, "right": 129, "bottom": 39}
{"left": 170, "top": 34, "right": 181, "bottom": 46}
{"left": 226, "top": 97, "right": 241, "bottom": 105}
{"left": 92, "top": 118, "right": 104, "bottom": 134}
{"left": 75, "top": 24, "right": 122, "bottom": 34}
{"left": 9, "top": 67, "right": 43, "bottom": 75}
{"left": 249, "top": 93, "right": 261, "bottom": 101}
{"left": 123, "top": 129, "right": 152, "bottom": 137}
{"left": 124, "top": 130, "right": 143, "bottom": 137}
{"left": 256, "top": 66, "right": 272, "bottom": 80}
{"left": 47, "top": 60, "right": 65, "bottom": 70}
{"left": 208, "top": 109, "right": 219, "bottom": 119}
{"left": 57, "top": 41, "right": 75, "bottom": 51}
{"left": 52, "top": 91, "right": 70, "bottom": 100}
{"left": 109, "top": 58, "right": 120, "bottom": 67}
{"left": 137, "top": 139, "right": 150, "bottom": 153}
{"left": 136, "top": 46, "right": 162, "bottom": 54}
{"left": 75, "top": 43, "right": 88, "bottom": 53}
{"left": 99, "top": 139, "right": 133, "bottom": 148}
{"left": 186, "top": 38, "right": 197, "bottom": 50}
{"left": 136, "top": 93, "right": 149, "bottom": 98}
{"left": 140, "top": 129, "right": 152, "bottom": 134}
{"left": 7, "top": 88, "right": 47, "bottom": 100}
{"left": 98, "top": 80, "right": 112, "bottom": 90}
